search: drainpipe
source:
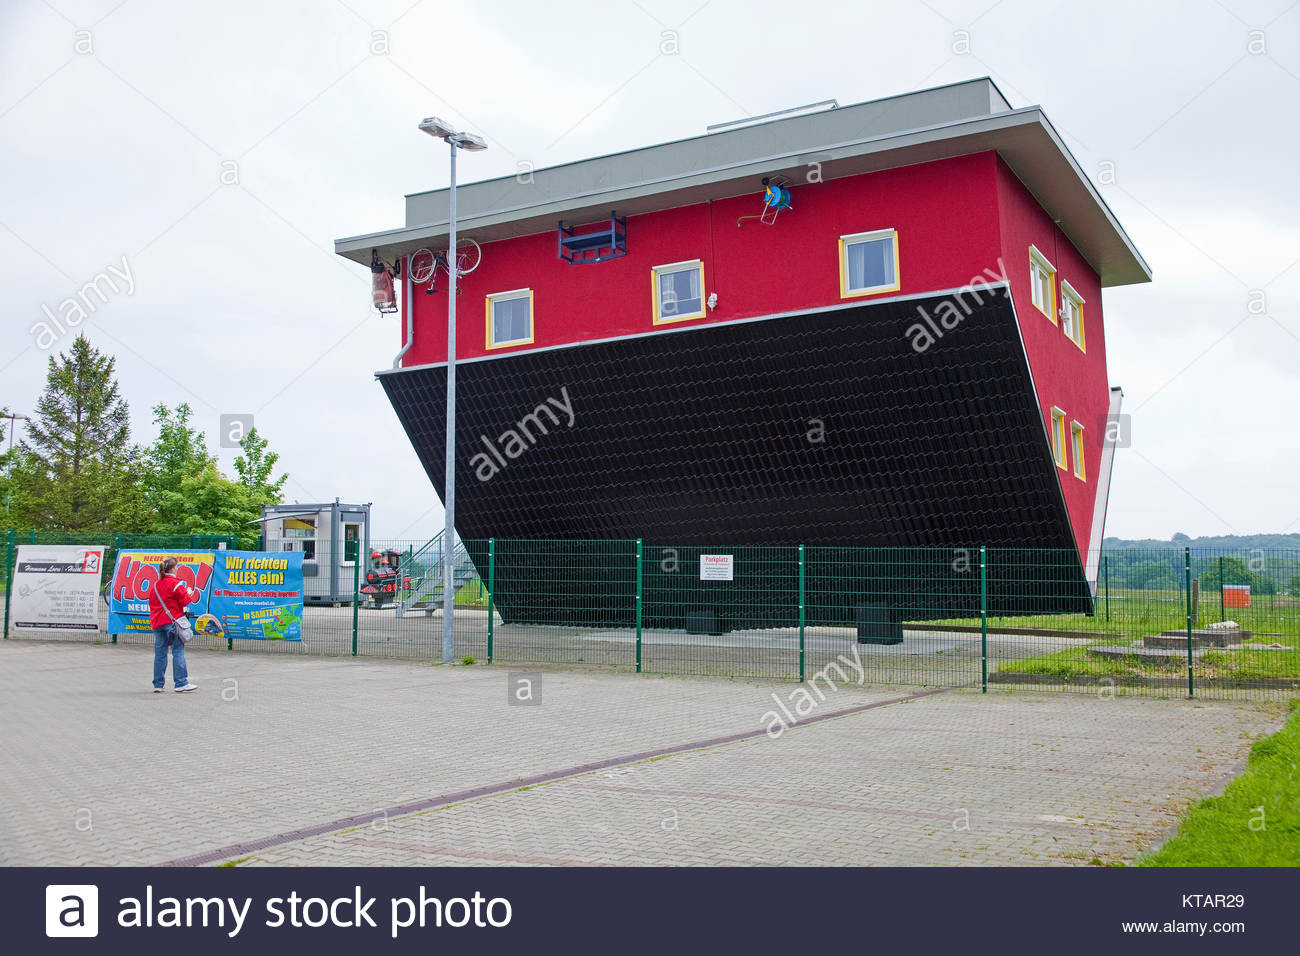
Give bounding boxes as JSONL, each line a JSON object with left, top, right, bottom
{"left": 393, "top": 255, "right": 413, "bottom": 369}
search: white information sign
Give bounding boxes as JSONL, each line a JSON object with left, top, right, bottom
{"left": 11, "top": 545, "right": 104, "bottom": 632}
{"left": 699, "top": 554, "right": 734, "bottom": 581}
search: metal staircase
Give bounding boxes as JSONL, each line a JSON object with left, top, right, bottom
{"left": 395, "top": 531, "right": 479, "bottom": 617}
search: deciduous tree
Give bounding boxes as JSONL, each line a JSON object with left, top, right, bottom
{"left": 233, "top": 426, "right": 287, "bottom": 505}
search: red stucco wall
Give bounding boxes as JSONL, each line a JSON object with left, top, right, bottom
{"left": 994, "top": 156, "right": 1110, "bottom": 566}
{"left": 400, "top": 152, "right": 1005, "bottom": 366}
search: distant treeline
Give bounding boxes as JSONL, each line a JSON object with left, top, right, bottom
{"left": 1101, "top": 534, "right": 1300, "bottom": 594}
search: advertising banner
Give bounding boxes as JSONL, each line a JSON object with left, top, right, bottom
{"left": 106, "top": 550, "right": 302, "bottom": 640}
{"left": 208, "top": 550, "right": 303, "bottom": 641}
{"left": 106, "top": 550, "right": 215, "bottom": 635}
{"left": 10, "top": 545, "right": 105, "bottom": 632}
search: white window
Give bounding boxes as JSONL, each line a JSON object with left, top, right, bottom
{"left": 1049, "top": 407, "right": 1067, "bottom": 470}
{"left": 486, "top": 289, "right": 533, "bottom": 348}
{"left": 1060, "top": 280, "right": 1085, "bottom": 350}
{"left": 651, "top": 260, "right": 706, "bottom": 323}
{"left": 839, "top": 229, "right": 899, "bottom": 297}
{"left": 1071, "top": 422, "right": 1086, "bottom": 480}
{"left": 1029, "top": 245, "right": 1056, "bottom": 321}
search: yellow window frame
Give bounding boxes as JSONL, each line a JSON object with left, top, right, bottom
{"left": 1029, "top": 245, "right": 1056, "bottom": 323}
{"left": 839, "top": 228, "right": 901, "bottom": 298}
{"left": 1050, "top": 407, "right": 1067, "bottom": 469}
{"left": 1060, "top": 279, "right": 1086, "bottom": 352}
{"left": 485, "top": 288, "right": 535, "bottom": 350}
{"left": 651, "top": 259, "right": 707, "bottom": 325}
{"left": 1071, "top": 421, "right": 1086, "bottom": 480}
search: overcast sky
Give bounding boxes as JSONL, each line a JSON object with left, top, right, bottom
{"left": 1, "top": 0, "right": 1297, "bottom": 541}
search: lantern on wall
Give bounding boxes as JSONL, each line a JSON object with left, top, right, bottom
{"left": 371, "top": 248, "right": 399, "bottom": 313}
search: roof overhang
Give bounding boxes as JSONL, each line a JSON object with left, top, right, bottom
{"left": 336, "top": 79, "right": 1150, "bottom": 288}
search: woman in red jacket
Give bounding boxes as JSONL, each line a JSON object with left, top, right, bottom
{"left": 149, "top": 557, "right": 199, "bottom": 693}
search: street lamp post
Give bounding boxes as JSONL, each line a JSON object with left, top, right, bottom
{"left": 418, "top": 117, "right": 486, "bottom": 665}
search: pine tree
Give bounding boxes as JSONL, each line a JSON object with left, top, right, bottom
{"left": 10, "top": 336, "right": 143, "bottom": 530}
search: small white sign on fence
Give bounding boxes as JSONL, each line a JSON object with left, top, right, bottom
{"left": 11, "top": 545, "right": 104, "bottom": 633}
{"left": 699, "top": 554, "right": 734, "bottom": 581}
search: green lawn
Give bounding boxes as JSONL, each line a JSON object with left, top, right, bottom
{"left": 997, "top": 644, "right": 1300, "bottom": 682}
{"left": 1141, "top": 700, "right": 1300, "bottom": 866}
{"left": 391, "top": 577, "right": 489, "bottom": 608}
{"left": 921, "top": 589, "right": 1300, "bottom": 641}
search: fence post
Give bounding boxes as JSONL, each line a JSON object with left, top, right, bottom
{"left": 634, "top": 539, "right": 643, "bottom": 674}
{"left": 350, "top": 554, "right": 360, "bottom": 657}
{"left": 3, "top": 529, "right": 14, "bottom": 640}
{"left": 1185, "top": 547, "right": 1194, "bottom": 699}
{"left": 487, "top": 538, "right": 495, "bottom": 664}
{"left": 1219, "top": 555, "right": 1225, "bottom": 624}
{"left": 111, "top": 531, "right": 122, "bottom": 645}
{"left": 1103, "top": 555, "right": 1110, "bottom": 622}
{"left": 797, "top": 544, "right": 806, "bottom": 683}
{"left": 979, "top": 545, "right": 988, "bottom": 694}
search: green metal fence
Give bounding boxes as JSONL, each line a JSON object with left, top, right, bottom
{"left": 4, "top": 531, "right": 1299, "bottom": 701}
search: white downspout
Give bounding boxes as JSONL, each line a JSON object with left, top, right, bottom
{"left": 393, "top": 255, "right": 413, "bottom": 369}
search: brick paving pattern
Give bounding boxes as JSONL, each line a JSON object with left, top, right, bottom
{"left": 0, "top": 641, "right": 1280, "bottom": 866}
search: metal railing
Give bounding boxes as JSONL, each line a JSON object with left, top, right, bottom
{"left": 395, "top": 532, "right": 477, "bottom": 617}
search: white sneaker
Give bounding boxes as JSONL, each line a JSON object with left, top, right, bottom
{"left": 152, "top": 687, "right": 164, "bottom": 693}
{"left": 174, "top": 683, "right": 199, "bottom": 693}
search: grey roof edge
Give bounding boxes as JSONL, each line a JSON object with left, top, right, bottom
{"left": 337, "top": 98, "right": 1150, "bottom": 288}
{"left": 260, "top": 502, "right": 372, "bottom": 510}
{"left": 1086, "top": 387, "right": 1126, "bottom": 592}
{"left": 404, "top": 77, "right": 1013, "bottom": 205}
{"left": 1016, "top": 106, "right": 1153, "bottom": 283}
{"left": 334, "top": 114, "right": 1020, "bottom": 250}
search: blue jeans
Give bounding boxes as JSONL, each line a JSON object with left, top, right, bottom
{"left": 153, "top": 624, "right": 189, "bottom": 689}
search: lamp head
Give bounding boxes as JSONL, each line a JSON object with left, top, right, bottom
{"left": 419, "top": 116, "right": 487, "bottom": 151}
{"left": 451, "top": 132, "right": 488, "bottom": 151}
{"left": 418, "top": 116, "right": 457, "bottom": 139}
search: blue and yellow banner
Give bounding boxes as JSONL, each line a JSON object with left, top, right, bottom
{"left": 209, "top": 550, "right": 303, "bottom": 641}
{"left": 107, "top": 549, "right": 303, "bottom": 640}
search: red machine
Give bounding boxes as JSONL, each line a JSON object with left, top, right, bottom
{"left": 359, "top": 550, "right": 411, "bottom": 609}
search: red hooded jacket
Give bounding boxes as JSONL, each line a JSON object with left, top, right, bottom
{"left": 148, "top": 573, "right": 195, "bottom": 629}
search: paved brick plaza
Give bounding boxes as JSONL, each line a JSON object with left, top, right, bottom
{"left": 0, "top": 640, "right": 1282, "bottom": 866}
